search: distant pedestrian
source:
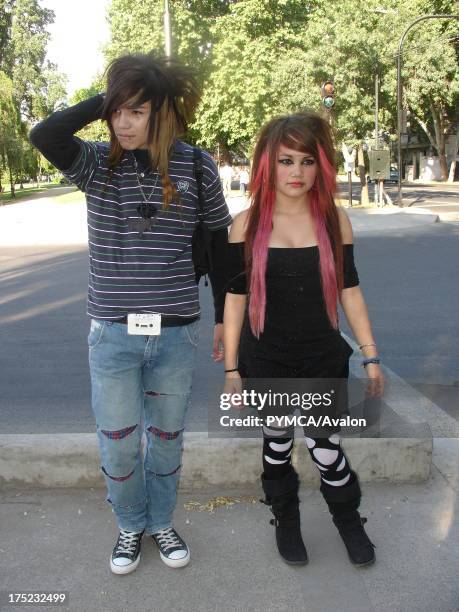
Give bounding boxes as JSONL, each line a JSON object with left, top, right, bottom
{"left": 239, "top": 166, "right": 249, "bottom": 196}
{"left": 220, "top": 162, "right": 233, "bottom": 197}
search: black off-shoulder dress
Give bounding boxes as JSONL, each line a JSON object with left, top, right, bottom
{"left": 226, "top": 243, "right": 359, "bottom": 380}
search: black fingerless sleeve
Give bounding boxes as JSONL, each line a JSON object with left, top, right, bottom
{"left": 226, "top": 242, "right": 247, "bottom": 294}
{"left": 29, "top": 94, "right": 105, "bottom": 172}
{"left": 343, "top": 244, "right": 359, "bottom": 288}
{"left": 208, "top": 228, "right": 229, "bottom": 323}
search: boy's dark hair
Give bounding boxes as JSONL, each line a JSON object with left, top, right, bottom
{"left": 102, "top": 52, "right": 200, "bottom": 209}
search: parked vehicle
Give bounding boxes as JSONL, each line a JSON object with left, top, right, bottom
{"left": 366, "top": 165, "right": 399, "bottom": 184}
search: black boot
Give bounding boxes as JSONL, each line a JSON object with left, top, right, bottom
{"left": 321, "top": 471, "right": 376, "bottom": 567}
{"left": 261, "top": 470, "right": 308, "bottom": 566}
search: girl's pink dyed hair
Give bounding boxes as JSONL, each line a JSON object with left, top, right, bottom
{"left": 245, "top": 112, "right": 343, "bottom": 338}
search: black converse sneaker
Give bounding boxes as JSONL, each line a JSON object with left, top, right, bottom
{"left": 151, "top": 527, "right": 190, "bottom": 568}
{"left": 110, "top": 529, "right": 144, "bottom": 575}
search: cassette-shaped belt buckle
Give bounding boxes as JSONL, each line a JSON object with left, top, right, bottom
{"left": 127, "top": 313, "right": 161, "bottom": 335}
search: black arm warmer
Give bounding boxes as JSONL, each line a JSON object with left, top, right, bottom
{"left": 208, "top": 227, "right": 229, "bottom": 323}
{"left": 29, "top": 94, "right": 105, "bottom": 172}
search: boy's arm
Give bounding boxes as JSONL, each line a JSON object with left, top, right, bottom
{"left": 29, "top": 94, "right": 105, "bottom": 172}
{"left": 208, "top": 227, "right": 229, "bottom": 324}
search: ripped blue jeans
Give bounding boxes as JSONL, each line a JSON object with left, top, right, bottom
{"left": 88, "top": 319, "right": 199, "bottom": 534}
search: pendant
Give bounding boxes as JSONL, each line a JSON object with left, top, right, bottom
{"left": 128, "top": 218, "right": 153, "bottom": 236}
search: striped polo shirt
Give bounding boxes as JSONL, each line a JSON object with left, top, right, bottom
{"left": 63, "top": 138, "right": 232, "bottom": 321}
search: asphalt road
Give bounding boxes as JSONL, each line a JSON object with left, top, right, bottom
{"left": 1, "top": 219, "right": 458, "bottom": 434}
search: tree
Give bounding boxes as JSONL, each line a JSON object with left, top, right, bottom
{"left": 192, "top": 0, "right": 315, "bottom": 155}
{"left": 399, "top": 4, "right": 459, "bottom": 180}
{"left": 105, "top": 0, "right": 230, "bottom": 72}
{"left": 287, "top": 0, "right": 459, "bottom": 181}
{"left": 0, "top": 71, "right": 21, "bottom": 196}
{"left": 0, "top": 1, "right": 14, "bottom": 62}
{"left": 0, "top": 0, "right": 56, "bottom": 119}
{"left": 101, "top": 0, "right": 459, "bottom": 181}
{"left": 32, "top": 63, "right": 68, "bottom": 119}
{"left": 0, "top": 0, "right": 71, "bottom": 190}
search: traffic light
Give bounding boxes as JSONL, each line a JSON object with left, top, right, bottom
{"left": 321, "top": 80, "right": 335, "bottom": 109}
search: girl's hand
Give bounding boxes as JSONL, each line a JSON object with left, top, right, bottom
{"left": 364, "top": 363, "right": 385, "bottom": 398}
{"left": 222, "top": 371, "right": 244, "bottom": 410}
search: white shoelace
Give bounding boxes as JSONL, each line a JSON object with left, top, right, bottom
{"left": 155, "top": 528, "right": 182, "bottom": 551}
{"left": 115, "top": 530, "right": 140, "bottom": 555}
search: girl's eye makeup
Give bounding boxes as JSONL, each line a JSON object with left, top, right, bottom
{"left": 278, "top": 157, "right": 315, "bottom": 165}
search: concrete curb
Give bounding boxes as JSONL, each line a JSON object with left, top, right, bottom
{"left": 438, "top": 211, "right": 459, "bottom": 222}
{"left": 0, "top": 433, "right": 432, "bottom": 490}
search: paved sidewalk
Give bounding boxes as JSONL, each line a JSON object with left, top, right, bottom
{"left": 0, "top": 192, "right": 441, "bottom": 246}
{"left": 208, "top": 196, "right": 443, "bottom": 232}
{"left": 1, "top": 438, "right": 458, "bottom": 612}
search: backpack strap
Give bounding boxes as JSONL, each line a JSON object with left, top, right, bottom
{"left": 192, "top": 147, "right": 205, "bottom": 220}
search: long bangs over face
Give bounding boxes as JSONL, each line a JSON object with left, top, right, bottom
{"left": 101, "top": 53, "right": 200, "bottom": 209}
{"left": 246, "top": 111, "right": 343, "bottom": 337}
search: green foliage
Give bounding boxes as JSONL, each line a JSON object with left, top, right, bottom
{"left": 186, "top": 0, "right": 315, "bottom": 154}
{"left": 105, "top": 0, "right": 230, "bottom": 74}
{"left": 0, "top": 0, "right": 55, "bottom": 118}
{"left": 399, "top": 2, "right": 459, "bottom": 160}
{"left": 0, "top": 70, "right": 20, "bottom": 190}
{"left": 0, "top": 0, "right": 69, "bottom": 189}
{"left": 32, "top": 65, "right": 67, "bottom": 118}
{"left": 100, "top": 0, "right": 458, "bottom": 171}
{"left": 105, "top": 1, "right": 164, "bottom": 61}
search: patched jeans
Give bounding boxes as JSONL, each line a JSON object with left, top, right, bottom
{"left": 88, "top": 319, "right": 199, "bottom": 534}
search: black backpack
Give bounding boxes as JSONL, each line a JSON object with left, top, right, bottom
{"left": 191, "top": 147, "right": 214, "bottom": 284}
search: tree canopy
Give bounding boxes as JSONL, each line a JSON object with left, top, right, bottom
{"left": 2, "top": 0, "right": 457, "bottom": 189}
{"left": 0, "top": 0, "right": 67, "bottom": 193}
{"left": 103, "top": 0, "right": 458, "bottom": 174}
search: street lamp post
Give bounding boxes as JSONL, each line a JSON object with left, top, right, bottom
{"left": 164, "top": 0, "right": 172, "bottom": 57}
{"left": 396, "top": 14, "right": 459, "bottom": 206}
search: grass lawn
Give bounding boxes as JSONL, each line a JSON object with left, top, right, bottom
{"left": 53, "top": 189, "right": 84, "bottom": 204}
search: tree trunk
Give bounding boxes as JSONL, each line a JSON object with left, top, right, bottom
{"left": 430, "top": 102, "right": 448, "bottom": 181}
{"left": 8, "top": 160, "right": 15, "bottom": 198}
{"left": 413, "top": 114, "right": 436, "bottom": 150}
{"left": 0, "top": 150, "right": 4, "bottom": 194}
{"left": 447, "top": 133, "right": 458, "bottom": 183}
{"left": 358, "top": 144, "right": 369, "bottom": 205}
{"left": 15, "top": 173, "right": 24, "bottom": 189}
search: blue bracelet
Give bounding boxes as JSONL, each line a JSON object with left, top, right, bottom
{"left": 362, "top": 357, "right": 381, "bottom": 368}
